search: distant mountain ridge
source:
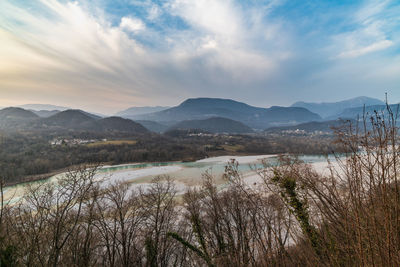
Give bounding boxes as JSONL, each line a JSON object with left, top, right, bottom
{"left": 19, "top": 104, "right": 69, "bottom": 111}
{"left": 332, "top": 103, "right": 400, "bottom": 120}
{"left": 0, "top": 107, "right": 148, "bottom": 135}
{"left": 18, "top": 104, "right": 106, "bottom": 118}
{"left": 132, "top": 98, "right": 321, "bottom": 129}
{"left": 291, "top": 96, "right": 385, "bottom": 118}
{"left": 116, "top": 106, "right": 170, "bottom": 117}
{"left": 168, "top": 117, "right": 254, "bottom": 134}
{"left": 2, "top": 96, "right": 392, "bottom": 134}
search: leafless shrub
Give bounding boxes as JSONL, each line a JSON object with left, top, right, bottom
{"left": 8, "top": 165, "right": 98, "bottom": 266}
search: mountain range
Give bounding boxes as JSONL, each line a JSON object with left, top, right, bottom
{"left": 115, "top": 106, "right": 170, "bottom": 117}
{"left": 18, "top": 104, "right": 106, "bottom": 118}
{"left": 0, "top": 108, "right": 148, "bottom": 135}
{"left": 0, "top": 96, "right": 392, "bottom": 135}
{"left": 19, "top": 104, "right": 69, "bottom": 111}
{"left": 291, "top": 96, "right": 385, "bottom": 118}
{"left": 332, "top": 103, "right": 400, "bottom": 120}
{"left": 128, "top": 98, "right": 321, "bottom": 129}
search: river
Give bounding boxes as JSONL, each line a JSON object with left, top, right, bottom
{"left": 2, "top": 154, "right": 337, "bottom": 204}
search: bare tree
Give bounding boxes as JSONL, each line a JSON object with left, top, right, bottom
{"left": 11, "top": 165, "right": 98, "bottom": 266}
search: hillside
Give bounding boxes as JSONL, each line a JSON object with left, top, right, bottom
{"left": 0, "top": 108, "right": 150, "bottom": 135}
{"left": 132, "top": 98, "right": 321, "bottom": 129}
{"left": 0, "top": 107, "right": 39, "bottom": 129}
{"left": 265, "top": 119, "right": 351, "bottom": 134}
{"left": 0, "top": 107, "right": 39, "bottom": 120}
{"left": 82, "top": 117, "right": 149, "bottom": 133}
{"left": 31, "top": 110, "right": 60, "bottom": 118}
{"left": 135, "top": 120, "right": 168, "bottom": 133}
{"left": 291, "top": 96, "right": 385, "bottom": 118}
{"left": 168, "top": 117, "right": 254, "bottom": 134}
{"left": 42, "top": 109, "right": 97, "bottom": 128}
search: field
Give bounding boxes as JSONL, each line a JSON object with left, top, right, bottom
{"left": 87, "top": 140, "right": 137, "bottom": 147}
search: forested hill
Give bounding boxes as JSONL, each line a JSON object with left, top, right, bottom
{"left": 131, "top": 98, "right": 321, "bottom": 129}
{"left": 0, "top": 108, "right": 149, "bottom": 135}
{"left": 168, "top": 117, "right": 254, "bottom": 133}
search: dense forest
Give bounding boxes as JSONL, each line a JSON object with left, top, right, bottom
{"left": 0, "top": 107, "right": 399, "bottom": 266}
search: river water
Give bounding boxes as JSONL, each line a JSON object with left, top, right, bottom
{"left": 3, "top": 154, "right": 336, "bottom": 203}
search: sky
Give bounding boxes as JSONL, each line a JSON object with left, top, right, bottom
{"left": 0, "top": 0, "right": 399, "bottom": 114}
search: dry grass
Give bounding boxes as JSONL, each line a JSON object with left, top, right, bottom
{"left": 86, "top": 140, "right": 137, "bottom": 147}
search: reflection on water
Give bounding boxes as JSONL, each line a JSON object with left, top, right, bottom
{"left": 98, "top": 162, "right": 182, "bottom": 173}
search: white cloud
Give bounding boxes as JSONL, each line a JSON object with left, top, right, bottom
{"left": 162, "top": 0, "right": 289, "bottom": 81}
{"left": 147, "top": 4, "right": 161, "bottom": 21}
{"left": 2, "top": 0, "right": 280, "bottom": 113}
{"left": 201, "top": 37, "right": 218, "bottom": 50}
{"left": 338, "top": 39, "right": 393, "bottom": 58}
{"left": 120, "top": 17, "right": 146, "bottom": 33}
{"left": 167, "top": 0, "right": 241, "bottom": 39}
{"left": 0, "top": 0, "right": 155, "bottom": 112}
{"left": 0, "top": 0, "right": 398, "bottom": 112}
{"left": 355, "top": 0, "right": 390, "bottom": 25}
{"left": 333, "top": 0, "right": 395, "bottom": 59}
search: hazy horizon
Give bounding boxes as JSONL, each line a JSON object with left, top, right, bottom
{"left": 0, "top": 95, "right": 395, "bottom": 116}
{"left": 1, "top": 0, "right": 399, "bottom": 114}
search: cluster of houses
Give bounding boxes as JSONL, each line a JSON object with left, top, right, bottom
{"left": 50, "top": 138, "right": 107, "bottom": 146}
{"left": 280, "top": 129, "right": 330, "bottom": 136}
{"left": 187, "top": 132, "right": 238, "bottom": 137}
{"left": 188, "top": 132, "right": 219, "bottom": 137}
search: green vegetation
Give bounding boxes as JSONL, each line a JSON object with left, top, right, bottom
{"left": 271, "top": 168, "right": 322, "bottom": 257}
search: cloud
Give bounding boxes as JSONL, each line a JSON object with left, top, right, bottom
{"left": 120, "top": 17, "right": 146, "bottom": 33}
{"left": 166, "top": 0, "right": 241, "bottom": 38}
{"left": 0, "top": 0, "right": 289, "bottom": 112}
{"left": 0, "top": 0, "right": 399, "bottom": 113}
{"left": 338, "top": 40, "right": 394, "bottom": 58}
{"left": 0, "top": 0, "right": 154, "bottom": 112}
{"left": 147, "top": 4, "right": 161, "bottom": 21}
{"left": 332, "top": 0, "right": 396, "bottom": 59}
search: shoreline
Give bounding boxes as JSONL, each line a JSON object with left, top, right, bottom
{"left": 4, "top": 152, "right": 335, "bottom": 188}
{"left": 4, "top": 153, "right": 280, "bottom": 188}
